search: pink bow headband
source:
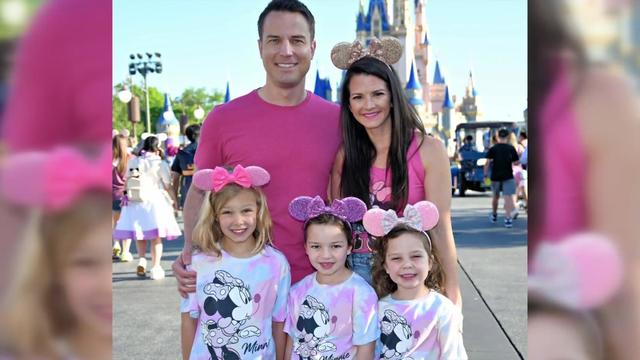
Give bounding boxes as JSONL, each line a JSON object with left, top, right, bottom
{"left": 529, "top": 233, "right": 623, "bottom": 310}
{"left": 193, "top": 165, "right": 270, "bottom": 192}
{"left": 289, "top": 196, "right": 367, "bottom": 224}
{"left": 362, "top": 201, "right": 439, "bottom": 247}
{"left": 0, "top": 145, "right": 111, "bottom": 211}
{"left": 330, "top": 36, "right": 403, "bottom": 70}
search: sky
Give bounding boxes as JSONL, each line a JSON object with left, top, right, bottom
{"left": 113, "top": 0, "right": 527, "bottom": 121}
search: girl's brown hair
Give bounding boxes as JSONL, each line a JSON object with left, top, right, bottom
{"left": 192, "top": 184, "right": 272, "bottom": 256}
{"left": 371, "top": 224, "right": 445, "bottom": 298}
{"left": 303, "top": 213, "right": 353, "bottom": 247}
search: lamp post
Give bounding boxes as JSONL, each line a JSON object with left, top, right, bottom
{"left": 194, "top": 105, "right": 205, "bottom": 121}
{"left": 117, "top": 77, "right": 141, "bottom": 139}
{"left": 128, "top": 52, "right": 162, "bottom": 133}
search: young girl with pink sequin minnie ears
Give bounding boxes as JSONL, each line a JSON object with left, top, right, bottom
{"left": 364, "top": 201, "right": 467, "bottom": 360}
{"left": 180, "top": 165, "right": 290, "bottom": 360}
{"left": 284, "top": 196, "right": 379, "bottom": 360}
{"left": 0, "top": 146, "right": 112, "bottom": 360}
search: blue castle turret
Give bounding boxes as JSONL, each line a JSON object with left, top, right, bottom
{"left": 364, "top": 0, "right": 390, "bottom": 33}
{"left": 356, "top": 7, "right": 367, "bottom": 32}
{"left": 224, "top": 81, "right": 230, "bottom": 103}
{"left": 442, "top": 86, "right": 453, "bottom": 109}
{"left": 440, "top": 86, "right": 453, "bottom": 147}
{"left": 156, "top": 93, "right": 179, "bottom": 133}
{"left": 313, "top": 70, "right": 333, "bottom": 101}
{"left": 433, "top": 61, "right": 445, "bottom": 84}
{"left": 405, "top": 61, "right": 424, "bottom": 106}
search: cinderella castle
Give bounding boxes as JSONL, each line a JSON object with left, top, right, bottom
{"left": 314, "top": 0, "right": 480, "bottom": 143}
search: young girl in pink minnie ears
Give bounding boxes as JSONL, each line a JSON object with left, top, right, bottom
{"left": 0, "top": 146, "right": 112, "bottom": 360}
{"left": 180, "top": 165, "right": 290, "bottom": 360}
{"left": 364, "top": 201, "right": 467, "bottom": 360}
{"left": 284, "top": 195, "right": 379, "bottom": 360}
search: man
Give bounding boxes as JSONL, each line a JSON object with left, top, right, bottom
{"left": 484, "top": 128, "right": 519, "bottom": 228}
{"left": 170, "top": 124, "right": 200, "bottom": 210}
{"left": 460, "top": 135, "right": 477, "bottom": 152}
{"left": 173, "top": 1, "right": 340, "bottom": 354}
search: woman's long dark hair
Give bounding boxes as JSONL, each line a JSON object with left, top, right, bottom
{"left": 339, "top": 56, "right": 426, "bottom": 211}
{"left": 528, "top": 0, "right": 586, "bottom": 242}
{"left": 141, "top": 135, "right": 165, "bottom": 159}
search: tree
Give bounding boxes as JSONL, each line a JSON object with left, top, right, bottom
{"left": 113, "top": 85, "right": 225, "bottom": 137}
{"left": 112, "top": 84, "right": 170, "bottom": 135}
{"left": 172, "top": 87, "right": 224, "bottom": 125}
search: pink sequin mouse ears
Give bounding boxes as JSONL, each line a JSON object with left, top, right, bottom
{"left": 362, "top": 201, "right": 439, "bottom": 237}
{"left": 529, "top": 233, "right": 623, "bottom": 310}
{"left": 289, "top": 195, "right": 367, "bottom": 223}
{"left": 0, "top": 145, "right": 111, "bottom": 211}
{"left": 192, "top": 165, "right": 270, "bottom": 192}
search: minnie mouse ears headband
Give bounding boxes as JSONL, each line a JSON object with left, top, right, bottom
{"left": 362, "top": 201, "right": 439, "bottom": 248}
{"left": 289, "top": 196, "right": 367, "bottom": 224}
{"left": 193, "top": 165, "right": 270, "bottom": 192}
{"left": 112, "top": 129, "right": 130, "bottom": 138}
{"left": 0, "top": 145, "right": 111, "bottom": 211}
{"left": 140, "top": 132, "right": 168, "bottom": 142}
{"left": 331, "top": 36, "right": 403, "bottom": 70}
{"left": 529, "top": 233, "right": 623, "bottom": 310}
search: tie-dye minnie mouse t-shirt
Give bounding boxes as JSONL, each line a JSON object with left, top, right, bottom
{"left": 180, "top": 246, "right": 290, "bottom": 360}
{"left": 284, "top": 272, "right": 379, "bottom": 360}
{"left": 377, "top": 291, "right": 467, "bottom": 360}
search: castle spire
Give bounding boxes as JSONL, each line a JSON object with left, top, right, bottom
{"left": 433, "top": 61, "right": 445, "bottom": 84}
{"left": 224, "top": 81, "right": 230, "bottom": 103}
{"left": 406, "top": 62, "right": 422, "bottom": 90}
{"left": 406, "top": 61, "right": 425, "bottom": 106}
{"left": 442, "top": 86, "right": 453, "bottom": 108}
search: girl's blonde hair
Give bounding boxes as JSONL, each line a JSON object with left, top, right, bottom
{"left": 372, "top": 224, "right": 445, "bottom": 298}
{"left": 112, "top": 134, "right": 129, "bottom": 175}
{"left": 0, "top": 192, "right": 111, "bottom": 359}
{"left": 192, "top": 184, "right": 272, "bottom": 256}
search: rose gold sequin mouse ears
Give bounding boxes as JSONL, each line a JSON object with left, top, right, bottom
{"left": 330, "top": 36, "right": 403, "bottom": 70}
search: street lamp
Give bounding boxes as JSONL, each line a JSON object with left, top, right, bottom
{"left": 116, "top": 77, "right": 141, "bottom": 139}
{"left": 194, "top": 106, "right": 205, "bottom": 121}
{"left": 128, "top": 52, "right": 162, "bottom": 133}
{"left": 117, "top": 80, "right": 132, "bottom": 103}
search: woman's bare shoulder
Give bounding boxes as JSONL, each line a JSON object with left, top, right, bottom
{"left": 574, "top": 66, "right": 639, "bottom": 146}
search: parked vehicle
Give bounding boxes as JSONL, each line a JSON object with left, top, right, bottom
{"left": 451, "top": 121, "right": 519, "bottom": 196}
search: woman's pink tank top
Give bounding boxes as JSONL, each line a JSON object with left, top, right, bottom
{"left": 536, "top": 61, "right": 588, "bottom": 251}
{"left": 369, "top": 134, "right": 426, "bottom": 212}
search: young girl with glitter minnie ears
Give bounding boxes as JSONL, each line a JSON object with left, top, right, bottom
{"left": 364, "top": 201, "right": 467, "bottom": 360}
{"left": 180, "top": 165, "right": 290, "bottom": 360}
{"left": 284, "top": 196, "right": 379, "bottom": 360}
{"left": 329, "top": 37, "right": 461, "bottom": 308}
{"left": 0, "top": 146, "right": 112, "bottom": 360}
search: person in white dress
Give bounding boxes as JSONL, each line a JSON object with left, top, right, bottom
{"left": 113, "top": 135, "right": 181, "bottom": 280}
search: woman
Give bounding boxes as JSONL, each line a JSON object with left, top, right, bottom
{"left": 329, "top": 39, "right": 461, "bottom": 307}
{"left": 112, "top": 134, "right": 133, "bottom": 261}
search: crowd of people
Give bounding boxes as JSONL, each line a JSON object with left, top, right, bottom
{"left": 111, "top": 124, "right": 201, "bottom": 280}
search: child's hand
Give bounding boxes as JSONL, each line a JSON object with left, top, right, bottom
{"left": 172, "top": 250, "right": 196, "bottom": 298}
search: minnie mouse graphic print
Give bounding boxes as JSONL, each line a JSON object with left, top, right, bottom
{"left": 180, "top": 247, "right": 290, "bottom": 360}
{"left": 377, "top": 291, "right": 467, "bottom": 360}
{"left": 284, "top": 272, "right": 379, "bottom": 360}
